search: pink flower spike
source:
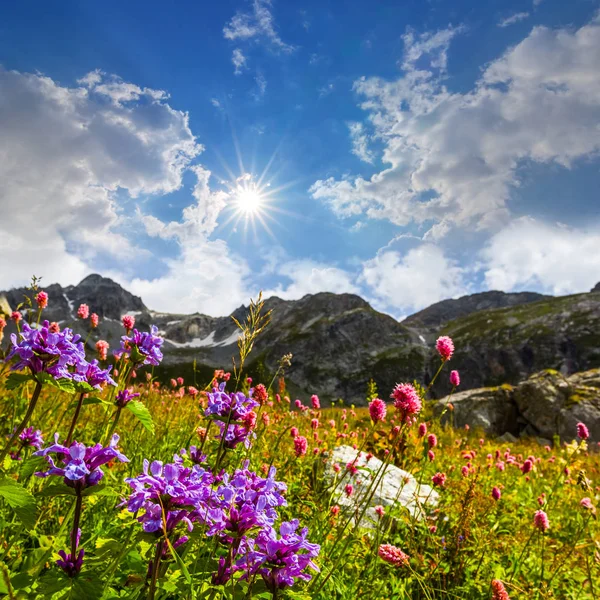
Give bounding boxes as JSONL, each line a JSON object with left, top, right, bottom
{"left": 450, "top": 370, "right": 460, "bottom": 387}
{"left": 77, "top": 304, "right": 89, "bottom": 320}
{"left": 35, "top": 291, "right": 48, "bottom": 309}
{"left": 369, "top": 398, "right": 387, "bottom": 423}
{"left": 122, "top": 315, "right": 135, "bottom": 330}
{"left": 378, "top": 544, "right": 409, "bottom": 567}
{"left": 534, "top": 509, "right": 550, "bottom": 532}
{"left": 436, "top": 336, "right": 454, "bottom": 361}
{"left": 576, "top": 422, "right": 590, "bottom": 440}
{"left": 90, "top": 313, "right": 99, "bottom": 328}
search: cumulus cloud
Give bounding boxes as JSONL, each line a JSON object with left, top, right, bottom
{"left": 263, "top": 260, "right": 359, "bottom": 300}
{"left": 232, "top": 48, "right": 248, "bottom": 75}
{"left": 498, "top": 12, "right": 530, "bottom": 28}
{"left": 359, "top": 244, "right": 468, "bottom": 314}
{"left": 310, "top": 18, "right": 600, "bottom": 236}
{"left": 0, "top": 67, "right": 201, "bottom": 289}
{"left": 481, "top": 218, "right": 600, "bottom": 295}
{"left": 348, "top": 122, "right": 375, "bottom": 164}
{"left": 223, "top": 0, "right": 294, "bottom": 53}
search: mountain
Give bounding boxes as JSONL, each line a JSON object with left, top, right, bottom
{"left": 1, "top": 275, "right": 599, "bottom": 404}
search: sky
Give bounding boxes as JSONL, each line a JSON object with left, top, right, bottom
{"left": 1, "top": 0, "right": 599, "bottom": 319}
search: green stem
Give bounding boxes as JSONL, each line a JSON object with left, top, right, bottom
{"left": 0, "top": 380, "right": 42, "bottom": 465}
{"left": 66, "top": 392, "right": 85, "bottom": 445}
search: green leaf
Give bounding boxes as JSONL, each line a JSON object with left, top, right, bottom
{"left": 5, "top": 372, "right": 33, "bottom": 389}
{"left": 68, "top": 396, "right": 106, "bottom": 408}
{"left": 19, "top": 455, "right": 48, "bottom": 480}
{"left": 68, "top": 574, "right": 105, "bottom": 600}
{"left": 38, "top": 372, "right": 76, "bottom": 394}
{"left": 36, "top": 482, "right": 77, "bottom": 497}
{"left": 82, "top": 484, "right": 118, "bottom": 498}
{"left": 0, "top": 476, "right": 38, "bottom": 529}
{"left": 125, "top": 400, "right": 155, "bottom": 434}
{"left": 72, "top": 381, "right": 97, "bottom": 394}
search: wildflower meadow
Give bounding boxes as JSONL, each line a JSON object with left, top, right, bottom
{"left": 0, "top": 288, "right": 598, "bottom": 599}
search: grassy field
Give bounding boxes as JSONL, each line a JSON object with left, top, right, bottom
{"left": 0, "top": 302, "right": 598, "bottom": 599}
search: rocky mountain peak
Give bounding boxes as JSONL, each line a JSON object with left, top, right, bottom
{"left": 592, "top": 281, "right": 600, "bottom": 293}
{"left": 403, "top": 290, "right": 549, "bottom": 330}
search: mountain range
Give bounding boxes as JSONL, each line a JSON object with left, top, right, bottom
{"left": 1, "top": 274, "right": 599, "bottom": 405}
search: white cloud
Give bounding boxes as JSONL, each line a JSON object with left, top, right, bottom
{"left": 253, "top": 72, "right": 267, "bottom": 98}
{"left": 318, "top": 82, "right": 334, "bottom": 97}
{"left": 498, "top": 12, "right": 530, "bottom": 28}
{"left": 401, "top": 25, "right": 465, "bottom": 73}
{"left": 348, "top": 122, "right": 375, "bottom": 164}
{"left": 0, "top": 67, "right": 201, "bottom": 289}
{"left": 481, "top": 218, "right": 600, "bottom": 295}
{"left": 311, "top": 18, "right": 600, "bottom": 236}
{"left": 127, "top": 239, "right": 252, "bottom": 315}
{"left": 232, "top": 48, "right": 248, "bottom": 75}
{"left": 223, "top": 0, "right": 294, "bottom": 53}
{"left": 263, "top": 260, "right": 359, "bottom": 300}
{"left": 359, "top": 244, "right": 468, "bottom": 313}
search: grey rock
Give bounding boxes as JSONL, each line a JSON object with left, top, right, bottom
{"left": 323, "top": 445, "right": 438, "bottom": 526}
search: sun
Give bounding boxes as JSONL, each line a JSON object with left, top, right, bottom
{"left": 235, "top": 185, "right": 264, "bottom": 215}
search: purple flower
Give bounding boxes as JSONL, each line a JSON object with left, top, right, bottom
{"left": 207, "top": 462, "right": 287, "bottom": 540}
{"left": 56, "top": 548, "right": 84, "bottom": 577}
{"left": 123, "top": 459, "right": 213, "bottom": 534}
{"left": 72, "top": 359, "right": 116, "bottom": 390}
{"left": 117, "top": 325, "right": 164, "bottom": 367}
{"left": 235, "top": 520, "right": 320, "bottom": 592}
{"left": 34, "top": 433, "right": 129, "bottom": 489}
{"left": 6, "top": 320, "right": 86, "bottom": 381}
{"left": 57, "top": 528, "right": 84, "bottom": 578}
{"left": 115, "top": 388, "right": 140, "bottom": 407}
{"left": 18, "top": 426, "right": 44, "bottom": 450}
{"left": 205, "top": 383, "right": 259, "bottom": 449}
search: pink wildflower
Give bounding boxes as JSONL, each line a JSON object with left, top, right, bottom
{"left": 90, "top": 313, "right": 99, "bottom": 328}
{"left": 344, "top": 484, "right": 354, "bottom": 497}
{"left": 461, "top": 465, "right": 470, "bottom": 478}
{"left": 170, "top": 379, "right": 177, "bottom": 388}
{"left": 311, "top": 418, "right": 319, "bottom": 430}
{"left": 576, "top": 422, "right": 590, "bottom": 440}
{"left": 253, "top": 384, "right": 268, "bottom": 404}
{"left": 11, "top": 311, "right": 22, "bottom": 323}
{"left": 35, "top": 291, "right": 48, "bottom": 309}
{"left": 391, "top": 383, "right": 421, "bottom": 421}
{"left": 177, "top": 377, "right": 184, "bottom": 386}
{"left": 369, "top": 398, "right": 387, "bottom": 423}
{"left": 450, "top": 369, "right": 460, "bottom": 386}
{"left": 311, "top": 394, "right": 321, "bottom": 409}
{"left": 95, "top": 340, "right": 109, "bottom": 361}
{"left": 427, "top": 434, "right": 438, "bottom": 448}
{"left": 492, "top": 486, "right": 501, "bottom": 501}
{"left": 49, "top": 322, "right": 60, "bottom": 333}
{"left": 534, "top": 510, "right": 550, "bottom": 532}
{"left": 374, "top": 505, "right": 385, "bottom": 518}
{"left": 432, "top": 472, "right": 447, "bottom": 487}
{"left": 428, "top": 450, "right": 435, "bottom": 461}
{"left": 580, "top": 497, "right": 593, "bottom": 510}
{"left": 77, "top": 304, "right": 89, "bottom": 320}
{"left": 294, "top": 436, "right": 308, "bottom": 457}
{"left": 378, "top": 544, "right": 409, "bottom": 567}
{"left": 418, "top": 423, "right": 427, "bottom": 437}
{"left": 436, "top": 336, "right": 454, "bottom": 361}
{"left": 521, "top": 459, "right": 533, "bottom": 474}
{"left": 290, "top": 427, "right": 299, "bottom": 438}
{"left": 294, "top": 399, "right": 302, "bottom": 409}
{"left": 122, "top": 315, "right": 135, "bottom": 330}
{"left": 330, "top": 505, "right": 340, "bottom": 516}
{"left": 491, "top": 579, "right": 511, "bottom": 600}
{"left": 188, "top": 386, "right": 199, "bottom": 397}
{"left": 0, "top": 317, "right": 6, "bottom": 331}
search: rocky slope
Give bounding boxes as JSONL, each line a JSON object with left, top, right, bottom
{"left": 1, "top": 275, "right": 599, "bottom": 405}
{"left": 433, "top": 368, "right": 600, "bottom": 443}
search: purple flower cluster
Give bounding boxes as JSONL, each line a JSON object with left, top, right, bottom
{"left": 115, "top": 388, "right": 140, "bottom": 407}
{"left": 18, "top": 426, "right": 44, "bottom": 450}
{"left": 237, "top": 520, "right": 320, "bottom": 592}
{"left": 123, "top": 459, "right": 213, "bottom": 535}
{"left": 7, "top": 320, "right": 85, "bottom": 379}
{"left": 117, "top": 325, "right": 164, "bottom": 367}
{"left": 34, "top": 433, "right": 129, "bottom": 489}
{"left": 56, "top": 529, "right": 84, "bottom": 578}
{"left": 123, "top": 453, "right": 319, "bottom": 591}
{"left": 7, "top": 320, "right": 115, "bottom": 390}
{"left": 205, "top": 382, "right": 259, "bottom": 449}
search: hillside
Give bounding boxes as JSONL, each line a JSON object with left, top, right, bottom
{"left": 1, "top": 275, "right": 599, "bottom": 404}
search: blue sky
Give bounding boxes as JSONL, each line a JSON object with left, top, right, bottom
{"left": 1, "top": 0, "right": 599, "bottom": 318}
